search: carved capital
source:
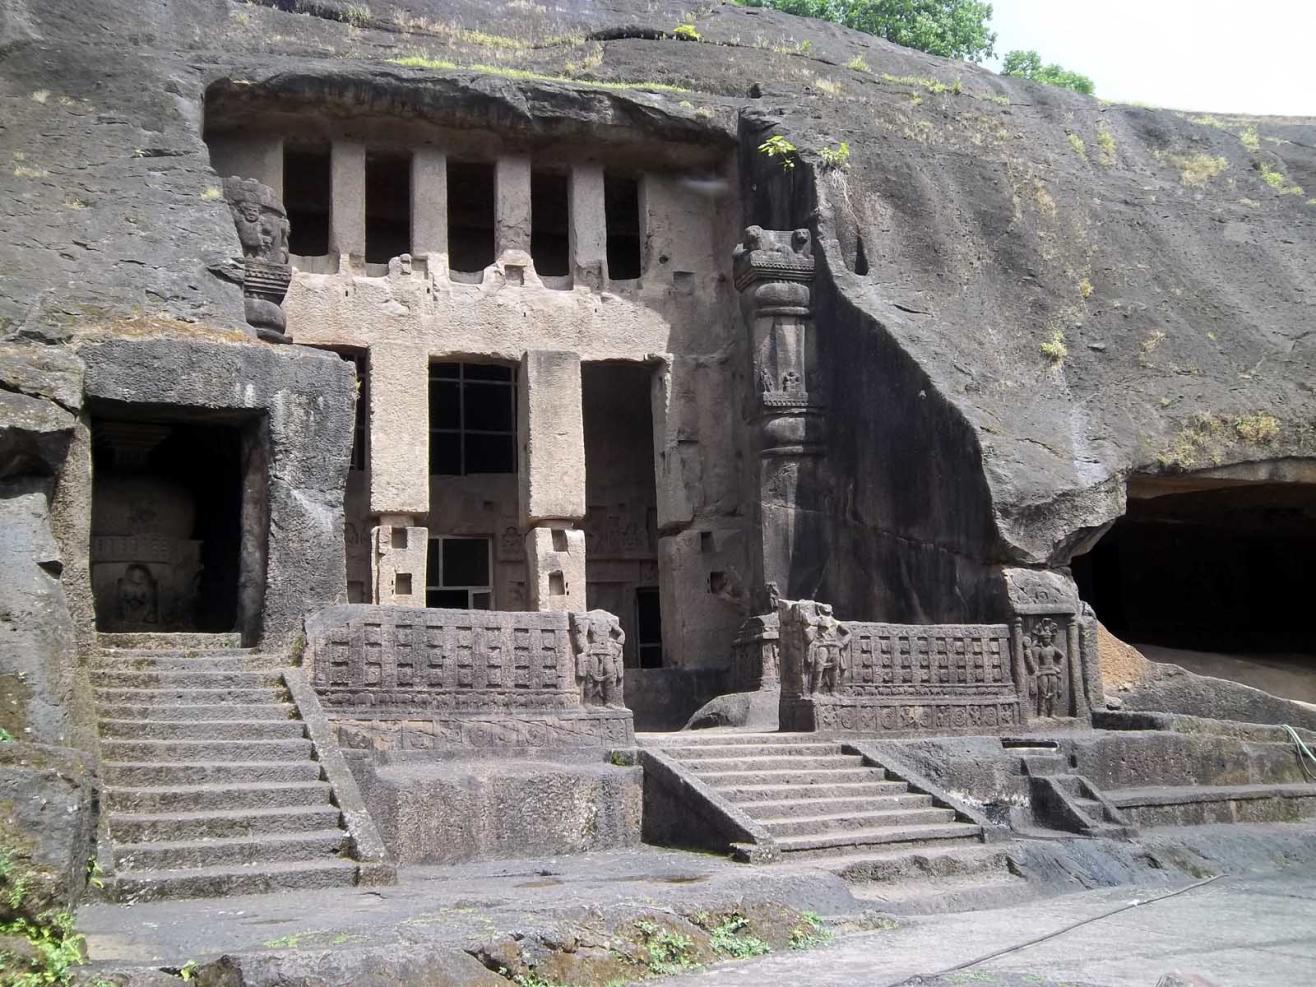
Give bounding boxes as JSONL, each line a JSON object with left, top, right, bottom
{"left": 734, "top": 226, "right": 815, "bottom": 320}
{"left": 223, "top": 176, "right": 293, "bottom": 343}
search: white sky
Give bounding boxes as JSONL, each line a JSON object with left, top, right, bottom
{"left": 986, "top": 0, "right": 1316, "bottom": 117}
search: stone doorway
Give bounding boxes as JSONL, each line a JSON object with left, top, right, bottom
{"left": 1073, "top": 477, "right": 1316, "bottom": 699}
{"left": 90, "top": 417, "right": 253, "bottom": 636}
{"left": 581, "top": 361, "right": 661, "bottom": 668}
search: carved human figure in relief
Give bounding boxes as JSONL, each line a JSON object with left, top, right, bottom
{"left": 571, "top": 610, "right": 625, "bottom": 708}
{"left": 802, "top": 603, "right": 852, "bottom": 695}
{"left": 780, "top": 369, "right": 803, "bottom": 394}
{"left": 117, "top": 563, "right": 159, "bottom": 629}
{"left": 1024, "top": 618, "right": 1065, "bottom": 717}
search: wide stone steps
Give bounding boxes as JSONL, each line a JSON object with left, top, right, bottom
{"left": 774, "top": 822, "right": 984, "bottom": 856}
{"left": 721, "top": 780, "right": 910, "bottom": 803}
{"left": 89, "top": 640, "right": 358, "bottom": 901}
{"left": 110, "top": 805, "right": 345, "bottom": 842}
{"left": 760, "top": 806, "right": 958, "bottom": 838}
{"left": 99, "top": 718, "right": 307, "bottom": 741}
{"left": 92, "top": 670, "right": 283, "bottom": 689}
{"left": 685, "top": 754, "right": 865, "bottom": 773}
{"left": 113, "top": 829, "right": 348, "bottom": 871}
{"left": 662, "top": 742, "right": 843, "bottom": 760}
{"left": 749, "top": 793, "right": 936, "bottom": 818}
{"left": 103, "top": 761, "right": 325, "bottom": 787}
{"left": 98, "top": 703, "right": 295, "bottom": 722}
{"left": 94, "top": 687, "right": 279, "bottom": 706}
{"left": 695, "top": 767, "right": 882, "bottom": 786}
{"left": 100, "top": 738, "right": 314, "bottom": 762}
{"left": 112, "top": 858, "right": 359, "bottom": 903}
{"left": 647, "top": 732, "right": 983, "bottom": 859}
{"left": 103, "top": 781, "right": 334, "bottom": 813}
{"left": 91, "top": 652, "right": 258, "bottom": 669}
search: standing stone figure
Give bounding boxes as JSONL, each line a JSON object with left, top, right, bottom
{"left": 570, "top": 610, "right": 625, "bottom": 708}
{"left": 223, "top": 176, "right": 293, "bottom": 343}
{"left": 1024, "top": 618, "right": 1065, "bottom": 717}
{"left": 802, "top": 602, "right": 851, "bottom": 695}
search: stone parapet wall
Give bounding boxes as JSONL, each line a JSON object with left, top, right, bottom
{"left": 304, "top": 604, "right": 634, "bottom": 752}
{"left": 777, "top": 588, "right": 1098, "bottom": 734}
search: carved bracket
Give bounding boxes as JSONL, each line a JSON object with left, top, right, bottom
{"left": 224, "top": 176, "right": 292, "bottom": 344}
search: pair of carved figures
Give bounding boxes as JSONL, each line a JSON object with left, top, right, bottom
{"left": 1023, "top": 618, "right": 1065, "bottom": 717}
{"left": 570, "top": 610, "right": 625, "bottom": 709}
{"left": 797, "top": 602, "right": 852, "bottom": 695}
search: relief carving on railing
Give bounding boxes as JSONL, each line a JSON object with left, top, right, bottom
{"left": 570, "top": 609, "right": 626, "bottom": 709}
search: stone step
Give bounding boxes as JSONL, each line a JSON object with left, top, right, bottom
{"left": 98, "top": 719, "right": 307, "bottom": 741}
{"left": 98, "top": 703, "right": 296, "bottom": 722}
{"left": 100, "top": 738, "right": 313, "bottom": 763}
{"left": 104, "top": 780, "right": 333, "bottom": 813}
{"left": 776, "top": 822, "right": 983, "bottom": 856}
{"left": 114, "top": 829, "right": 348, "bottom": 872}
{"left": 90, "top": 654, "right": 258, "bottom": 670}
{"left": 113, "top": 858, "right": 358, "bottom": 903}
{"left": 685, "top": 755, "right": 867, "bottom": 773}
{"left": 94, "top": 687, "right": 281, "bottom": 706}
{"left": 639, "top": 732, "right": 820, "bottom": 747}
{"left": 109, "top": 805, "right": 345, "bottom": 842}
{"left": 103, "top": 761, "right": 324, "bottom": 787}
{"left": 809, "top": 842, "right": 1011, "bottom": 885}
{"left": 697, "top": 767, "right": 887, "bottom": 787}
{"left": 97, "top": 631, "right": 244, "bottom": 651}
{"left": 760, "top": 806, "right": 959, "bottom": 838}
{"left": 722, "top": 780, "right": 909, "bottom": 803}
{"left": 663, "top": 742, "right": 843, "bottom": 760}
{"left": 90, "top": 670, "right": 283, "bottom": 690}
{"left": 746, "top": 793, "right": 935, "bottom": 818}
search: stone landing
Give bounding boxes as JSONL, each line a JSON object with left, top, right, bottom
{"left": 90, "top": 634, "right": 363, "bottom": 901}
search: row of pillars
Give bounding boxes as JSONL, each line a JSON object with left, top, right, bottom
{"left": 212, "top": 136, "right": 618, "bottom": 284}
{"left": 367, "top": 350, "right": 589, "bottom": 614}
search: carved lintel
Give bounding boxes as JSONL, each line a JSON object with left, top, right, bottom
{"left": 224, "top": 176, "right": 293, "bottom": 344}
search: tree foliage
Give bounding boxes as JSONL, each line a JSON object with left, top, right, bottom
{"left": 742, "top": 0, "right": 997, "bottom": 63}
{"left": 1001, "top": 49, "right": 1095, "bottom": 95}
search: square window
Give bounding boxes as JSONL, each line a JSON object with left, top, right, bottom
{"left": 442, "top": 537, "right": 490, "bottom": 587}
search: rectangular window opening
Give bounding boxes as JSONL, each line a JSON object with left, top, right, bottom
{"left": 635, "top": 586, "right": 664, "bottom": 668}
{"left": 426, "top": 536, "right": 493, "bottom": 609}
{"left": 365, "top": 151, "right": 412, "bottom": 265}
{"left": 531, "top": 170, "right": 570, "bottom": 279}
{"left": 447, "top": 161, "right": 495, "bottom": 276}
{"left": 428, "top": 361, "right": 517, "bottom": 476}
{"left": 284, "top": 145, "right": 331, "bottom": 257}
{"left": 604, "top": 172, "right": 642, "bottom": 281}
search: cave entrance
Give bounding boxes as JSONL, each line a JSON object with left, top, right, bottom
{"left": 90, "top": 416, "right": 260, "bottom": 638}
{"left": 582, "top": 362, "right": 662, "bottom": 669}
{"left": 1072, "top": 477, "right": 1316, "bottom": 693}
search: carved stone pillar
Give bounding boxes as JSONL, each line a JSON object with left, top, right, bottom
{"left": 733, "top": 227, "right": 827, "bottom": 610}
{"left": 223, "top": 176, "right": 292, "bottom": 344}
{"left": 1000, "top": 568, "right": 1094, "bottom": 723}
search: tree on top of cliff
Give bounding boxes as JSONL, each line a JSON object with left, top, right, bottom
{"left": 738, "top": 0, "right": 997, "bottom": 62}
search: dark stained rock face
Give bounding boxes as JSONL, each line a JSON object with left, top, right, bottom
{"left": 3, "top": 0, "right": 1311, "bottom": 625}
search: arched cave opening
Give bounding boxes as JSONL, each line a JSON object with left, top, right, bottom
{"left": 1072, "top": 479, "right": 1316, "bottom": 675}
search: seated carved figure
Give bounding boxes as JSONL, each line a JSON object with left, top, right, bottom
{"left": 570, "top": 610, "right": 626, "bottom": 708}
{"left": 116, "top": 563, "right": 159, "bottom": 629}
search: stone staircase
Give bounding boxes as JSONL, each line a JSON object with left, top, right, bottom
{"left": 91, "top": 633, "right": 359, "bottom": 901}
{"left": 641, "top": 732, "right": 983, "bottom": 857}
